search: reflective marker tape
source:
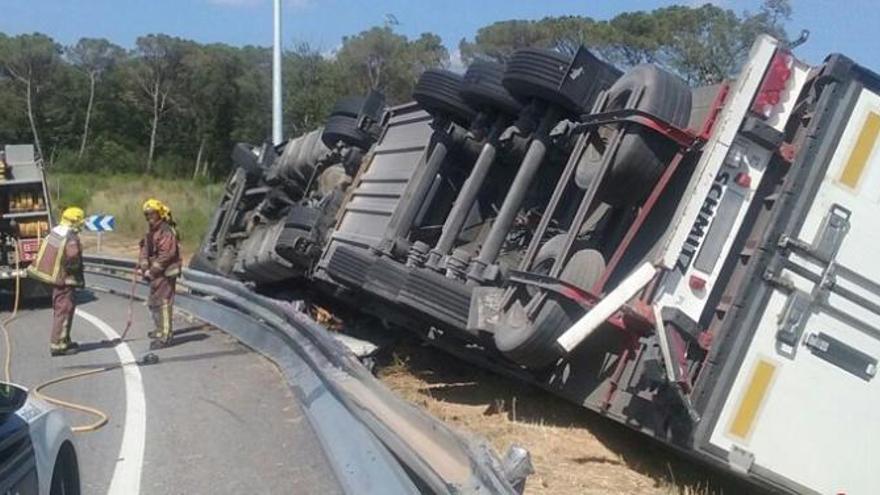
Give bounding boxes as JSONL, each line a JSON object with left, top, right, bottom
{"left": 839, "top": 111, "right": 880, "bottom": 189}
{"left": 729, "top": 358, "right": 777, "bottom": 440}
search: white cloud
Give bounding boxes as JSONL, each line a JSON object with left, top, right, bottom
{"left": 321, "top": 43, "right": 342, "bottom": 60}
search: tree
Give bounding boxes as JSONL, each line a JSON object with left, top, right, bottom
{"left": 459, "top": 20, "right": 547, "bottom": 64}
{"left": 229, "top": 45, "right": 271, "bottom": 147}
{"left": 602, "top": 12, "right": 663, "bottom": 66}
{"left": 128, "top": 34, "right": 187, "bottom": 172}
{"left": 67, "top": 38, "right": 124, "bottom": 159}
{"left": 458, "top": 0, "right": 791, "bottom": 84}
{"left": 179, "top": 43, "right": 241, "bottom": 177}
{"left": 336, "top": 27, "right": 448, "bottom": 103}
{"left": 283, "top": 43, "right": 346, "bottom": 136}
{"left": 0, "top": 33, "right": 61, "bottom": 160}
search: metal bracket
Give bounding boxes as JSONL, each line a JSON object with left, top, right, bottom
{"left": 811, "top": 204, "right": 851, "bottom": 263}
{"left": 773, "top": 204, "right": 852, "bottom": 358}
{"left": 805, "top": 332, "right": 878, "bottom": 381}
{"left": 776, "top": 289, "right": 812, "bottom": 358}
{"left": 507, "top": 270, "right": 596, "bottom": 309}
{"left": 778, "top": 203, "right": 851, "bottom": 265}
{"left": 728, "top": 445, "right": 755, "bottom": 474}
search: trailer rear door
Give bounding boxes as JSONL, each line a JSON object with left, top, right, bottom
{"left": 706, "top": 78, "right": 880, "bottom": 494}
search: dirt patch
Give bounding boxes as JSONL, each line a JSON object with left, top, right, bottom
{"left": 377, "top": 341, "right": 758, "bottom": 495}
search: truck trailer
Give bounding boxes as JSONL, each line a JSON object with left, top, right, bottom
{"left": 194, "top": 35, "right": 880, "bottom": 494}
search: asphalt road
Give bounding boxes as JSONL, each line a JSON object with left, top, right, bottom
{"left": 1, "top": 289, "right": 343, "bottom": 494}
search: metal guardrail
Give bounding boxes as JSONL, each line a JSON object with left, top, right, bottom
{"left": 83, "top": 254, "right": 526, "bottom": 495}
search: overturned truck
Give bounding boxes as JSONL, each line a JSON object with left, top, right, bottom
{"left": 195, "top": 35, "right": 880, "bottom": 494}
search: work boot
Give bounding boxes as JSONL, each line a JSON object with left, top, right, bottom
{"left": 149, "top": 339, "right": 170, "bottom": 350}
{"left": 50, "top": 342, "right": 78, "bottom": 357}
{"left": 147, "top": 330, "right": 161, "bottom": 339}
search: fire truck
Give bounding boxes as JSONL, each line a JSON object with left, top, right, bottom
{"left": 0, "top": 144, "right": 53, "bottom": 299}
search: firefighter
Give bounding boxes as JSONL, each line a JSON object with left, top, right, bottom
{"left": 138, "top": 199, "right": 181, "bottom": 349}
{"left": 26, "top": 206, "right": 85, "bottom": 356}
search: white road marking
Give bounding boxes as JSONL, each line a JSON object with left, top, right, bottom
{"left": 76, "top": 309, "right": 146, "bottom": 495}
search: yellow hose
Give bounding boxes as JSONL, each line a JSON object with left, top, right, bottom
{"left": 2, "top": 238, "right": 125, "bottom": 434}
{"left": 2, "top": 240, "right": 22, "bottom": 384}
{"left": 33, "top": 365, "right": 127, "bottom": 433}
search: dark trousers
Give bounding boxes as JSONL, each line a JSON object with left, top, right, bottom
{"left": 148, "top": 276, "right": 176, "bottom": 340}
{"left": 51, "top": 286, "right": 76, "bottom": 348}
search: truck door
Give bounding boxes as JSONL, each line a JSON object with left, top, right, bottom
{"left": 706, "top": 75, "right": 880, "bottom": 494}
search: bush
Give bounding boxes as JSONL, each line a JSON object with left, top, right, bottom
{"left": 53, "top": 138, "right": 146, "bottom": 174}
{"left": 46, "top": 172, "right": 223, "bottom": 254}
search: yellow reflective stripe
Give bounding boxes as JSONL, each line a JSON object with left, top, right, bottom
{"left": 61, "top": 316, "right": 71, "bottom": 341}
{"left": 840, "top": 111, "right": 880, "bottom": 189}
{"left": 49, "top": 235, "right": 66, "bottom": 282}
{"left": 728, "top": 359, "right": 777, "bottom": 440}
{"left": 161, "top": 304, "right": 172, "bottom": 338}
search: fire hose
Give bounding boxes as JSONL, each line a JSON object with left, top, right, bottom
{"left": 1, "top": 240, "right": 146, "bottom": 433}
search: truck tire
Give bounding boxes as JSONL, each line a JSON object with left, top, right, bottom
{"left": 330, "top": 96, "right": 366, "bottom": 118}
{"left": 525, "top": 233, "right": 586, "bottom": 297}
{"left": 495, "top": 248, "right": 605, "bottom": 368}
{"left": 575, "top": 64, "right": 692, "bottom": 206}
{"left": 503, "top": 47, "right": 619, "bottom": 115}
{"left": 459, "top": 60, "right": 523, "bottom": 117}
{"left": 412, "top": 69, "right": 476, "bottom": 126}
{"left": 530, "top": 234, "right": 568, "bottom": 276}
{"left": 321, "top": 114, "right": 373, "bottom": 150}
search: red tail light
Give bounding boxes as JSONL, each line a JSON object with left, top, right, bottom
{"left": 689, "top": 275, "right": 707, "bottom": 291}
{"left": 751, "top": 50, "right": 794, "bottom": 119}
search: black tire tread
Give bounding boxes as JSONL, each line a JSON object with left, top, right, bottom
{"left": 495, "top": 248, "right": 605, "bottom": 368}
{"left": 576, "top": 64, "right": 692, "bottom": 206}
{"left": 502, "top": 48, "right": 578, "bottom": 112}
{"left": 321, "top": 114, "right": 373, "bottom": 149}
{"left": 412, "top": 69, "right": 476, "bottom": 125}
{"left": 330, "top": 96, "right": 366, "bottom": 118}
{"left": 460, "top": 60, "right": 523, "bottom": 117}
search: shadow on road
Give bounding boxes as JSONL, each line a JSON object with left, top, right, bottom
{"left": 60, "top": 345, "right": 246, "bottom": 370}
{"left": 71, "top": 328, "right": 210, "bottom": 355}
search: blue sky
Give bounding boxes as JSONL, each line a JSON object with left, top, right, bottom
{"left": 0, "top": 0, "right": 877, "bottom": 70}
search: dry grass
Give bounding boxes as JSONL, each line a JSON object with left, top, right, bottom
{"left": 377, "top": 341, "right": 760, "bottom": 495}
{"left": 46, "top": 172, "right": 223, "bottom": 255}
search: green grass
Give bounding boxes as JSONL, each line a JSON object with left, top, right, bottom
{"left": 46, "top": 172, "right": 224, "bottom": 253}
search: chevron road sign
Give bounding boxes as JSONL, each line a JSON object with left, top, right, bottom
{"left": 85, "top": 214, "right": 115, "bottom": 232}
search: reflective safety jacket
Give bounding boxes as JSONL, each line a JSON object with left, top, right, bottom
{"left": 139, "top": 221, "right": 181, "bottom": 278}
{"left": 26, "top": 225, "right": 84, "bottom": 287}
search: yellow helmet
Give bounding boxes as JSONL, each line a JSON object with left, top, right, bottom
{"left": 60, "top": 206, "right": 85, "bottom": 228}
{"left": 142, "top": 198, "right": 171, "bottom": 221}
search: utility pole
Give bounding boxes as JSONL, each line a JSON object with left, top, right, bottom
{"left": 272, "top": 0, "right": 283, "bottom": 145}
